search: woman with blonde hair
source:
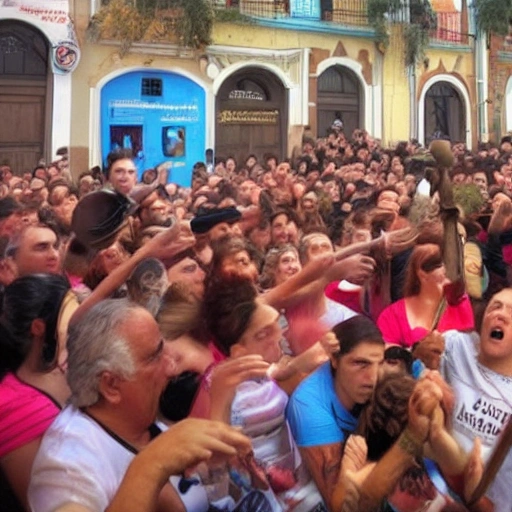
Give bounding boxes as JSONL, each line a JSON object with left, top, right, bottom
{"left": 157, "top": 283, "right": 223, "bottom": 422}
{"left": 259, "top": 244, "right": 301, "bottom": 290}
{"left": 377, "top": 243, "right": 474, "bottom": 348}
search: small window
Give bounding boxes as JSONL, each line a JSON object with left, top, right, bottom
{"left": 141, "top": 78, "right": 163, "bottom": 97}
{"left": 162, "top": 126, "right": 185, "bottom": 157}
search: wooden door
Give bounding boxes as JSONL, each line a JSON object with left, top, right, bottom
{"left": 317, "top": 65, "right": 363, "bottom": 139}
{"left": 0, "top": 84, "right": 46, "bottom": 173}
{"left": 0, "top": 21, "right": 49, "bottom": 174}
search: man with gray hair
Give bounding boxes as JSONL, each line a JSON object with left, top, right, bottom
{"left": 28, "top": 299, "right": 252, "bottom": 512}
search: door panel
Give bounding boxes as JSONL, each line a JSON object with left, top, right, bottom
{"left": 0, "top": 92, "right": 45, "bottom": 172}
{"left": 215, "top": 67, "right": 287, "bottom": 165}
{"left": 0, "top": 20, "right": 49, "bottom": 173}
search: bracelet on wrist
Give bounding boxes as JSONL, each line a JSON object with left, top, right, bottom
{"left": 398, "top": 428, "right": 423, "bottom": 458}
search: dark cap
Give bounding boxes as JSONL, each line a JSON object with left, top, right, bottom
{"left": 190, "top": 206, "right": 241, "bottom": 235}
{"left": 71, "top": 189, "right": 137, "bottom": 250}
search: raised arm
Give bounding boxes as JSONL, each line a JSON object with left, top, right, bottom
{"left": 69, "top": 222, "right": 195, "bottom": 326}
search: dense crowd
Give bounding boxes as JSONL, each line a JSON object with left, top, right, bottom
{"left": 1, "top": 125, "right": 512, "bottom": 512}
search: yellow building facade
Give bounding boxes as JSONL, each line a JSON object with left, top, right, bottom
{"left": 0, "top": 0, "right": 484, "bottom": 180}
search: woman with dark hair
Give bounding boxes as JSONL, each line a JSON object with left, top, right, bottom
{"left": 0, "top": 274, "right": 76, "bottom": 510}
{"left": 198, "top": 274, "right": 325, "bottom": 511}
{"left": 377, "top": 244, "right": 474, "bottom": 348}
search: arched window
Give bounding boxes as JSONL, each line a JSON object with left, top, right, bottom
{"left": 424, "top": 81, "right": 465, "bottom": 144}
{"left": 0, "top": 22, "right": 48, "bottom": 78}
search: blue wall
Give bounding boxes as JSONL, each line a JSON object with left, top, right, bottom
{"left": 101, "top": 70, "right": 206, "bottom": 187}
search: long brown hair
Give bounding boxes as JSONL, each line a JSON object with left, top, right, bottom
{"left": 403, "top": 243, "right": 443, "bottom": 297}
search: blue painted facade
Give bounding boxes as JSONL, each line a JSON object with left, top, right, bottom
{"left": 101, "top": 70, "right": 206, "bottom": 186}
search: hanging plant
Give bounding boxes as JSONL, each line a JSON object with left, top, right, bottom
{"left": 404, "top": 22, "right": 430, "bottom": 67}
{"left": 367, "top": 0, "right": 402, "bottom": 46}
{"left": 87, "top": 0, "right": 214, "bottom": 53}
{"left": 367, "top": 0, "right": 436, "bottom": 66}
{"left": 214, "top": 7, "right": 254, "bottom": 24}
{"left": 474, "top": 0, "right": 512, "bottom": 36}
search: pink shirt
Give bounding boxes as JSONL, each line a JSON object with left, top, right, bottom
{"left": 0, "top": 373, "right": 60, "bottom": 457}
{"left": 377, "top": 295, "right": 474, "bottom": 348}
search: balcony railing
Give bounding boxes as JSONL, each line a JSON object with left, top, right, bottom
{"left": 214, "top": 0, "right": 369, "bottom": 28}
{"left": 429, "top": 11, "right": 469, "bottom": 45}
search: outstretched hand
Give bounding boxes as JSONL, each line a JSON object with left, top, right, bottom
{"left": 412, "top": 330, "right": 445, "bottom": 370}
{"left": 141, "top": 418, "right": 252, "bottom": 478}
{"left": 328, "top": 253, "right": 376, "bottom": 284}
{"left": 143, "top": 220, "right": 196, "bottom": 261}
{"left": 373, "top": 226, "right": 419, "bottom": 259}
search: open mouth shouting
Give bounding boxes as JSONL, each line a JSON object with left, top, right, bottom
{"left": 490, "top": 328, "right": 504, "bottom": 341}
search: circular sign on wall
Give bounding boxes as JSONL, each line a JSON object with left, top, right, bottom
{"left": 52, "top": 40, "right": 80, "bottom": 73}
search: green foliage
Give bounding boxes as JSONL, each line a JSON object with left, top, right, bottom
{"left": 367, "top": 0, "right": 401, "bottom": 44}
{"left": 177, "top": 0, "right": 214, "bottom": 47}
{"left": 474, "top": 0, "right": 512, "bottom": 36}
{"left": 89, "top": 0, "right": 214, "bottom": 50}
{"left": 214, "top": 7, "right": 254, "bottom": 24}
{"left": 404, "top": 23, "right": 430, "bottom": 67}
{"left": 453, "top": 184, "right": 486, "bottom": 217}
{"left": 367, "top": 0, "right": 436, "bottom": 66}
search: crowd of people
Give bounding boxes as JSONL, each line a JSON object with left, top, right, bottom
{"left": 1, "top": 125, "right": 512, "bottom": 512}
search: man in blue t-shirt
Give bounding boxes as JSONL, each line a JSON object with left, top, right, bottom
{"left": 286, "top": 316, "right": 385, "bottom": 510}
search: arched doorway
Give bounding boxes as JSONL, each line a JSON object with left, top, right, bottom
{"left": 424, "top": 81, "right": 466, "bottom": 144}
{"left": 317, "top": 65, "right": 363, "bottom": 138}
{"left": 0, "top": 21, "right": 51, "bottom": 174}
{"left": 215, "top": 67, "right": 287, "bottom": 166}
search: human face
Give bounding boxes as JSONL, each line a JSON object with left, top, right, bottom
{"left": 262, "top": 171, "right": 277, "bottom": 189}
{"left": 221, "top": 250, "right": 258, "bottom": 282}
{"left": 479, "top": 289, "right": 512, "bottom": 374}
{"left": 332, "top": 341, "right": 384, "bottom": 410}
{"left": 271, "top": 213, "right": 289, "bottom": 246}
{"left": 274, "top": 163, "right": 289, "bottom": 184}
{"left": 266, "top": 158, "right": 277, "bottom": 172}
{"left": 248, "top": 224, "right": 271, "bottom": 252}
{"left": 50, "top": 186, "right": 78, "bottom": 227}
{"left": 208, "top": 222, "right": 240, "bottom": 242}
{"left": 167, "top": 257, "right": 205, "bottom": 300}
{"left": 305, "top": 234, "right": 333, "bottom": 262}
{"left": 452, "top": 173, "right": 466, "bottom": 185}
{"left": 236, "top": 302, "right": 283, "bottom": 364}
{"left": 325, "top": 181, "right": 341, "bottom": 202}
{"left": 245, "top": 156, "right": 257, "bottom": 170}
{"left": 109, "top": 158, "right": 137, "bottom": 196}
{"left": 419, "top": 262, "right": 448, "bottom": 296}
{"left": 226, "top": 158, "right": 236, "bottom": 173}
{"left": 119, "top": 309, "right": 177, "bottom": 424}
{"left": 13, "top": 226, "right": 60, "bottom": 276}
{"left": 473, "top": 172, "right": 488, "bottom": 192}
{"left": 239, "top": 180, "right": 256, "bottom": 206}
{"left": 274, "top": 250, "right": 301, "bottom": 285}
